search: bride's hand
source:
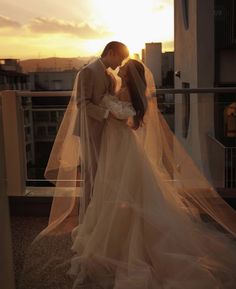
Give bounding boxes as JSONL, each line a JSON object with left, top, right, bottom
{"left": 108, "top": 111, "right": 128, "bottom": 123}
{"left": 108, "top": 111, "right": 118, "bottom": 119}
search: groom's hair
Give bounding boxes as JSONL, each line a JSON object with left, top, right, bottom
{"left": 101, "top": 41, "right": 129, "bottom": 58}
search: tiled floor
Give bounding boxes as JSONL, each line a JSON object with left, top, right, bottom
{"left": 10, "top": 215, "right": 85, "bottom": 289}
{"left": 10, "top": 197, "right": 236, "bottom": 289}
{"left": 11, "top": 216, "right": 48, "bottom": 289}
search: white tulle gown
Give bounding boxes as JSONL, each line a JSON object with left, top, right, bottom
{"left": 69, "top": 93, "right": 236, "bottom": 289}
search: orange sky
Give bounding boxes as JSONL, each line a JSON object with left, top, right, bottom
{"left": 0, "top": 0, "right": 173, "bottom": 59}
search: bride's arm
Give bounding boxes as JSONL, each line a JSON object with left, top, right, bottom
{"left": 102, "top": 94, "right": 136, "bottom": 120}
{"left": 102, "top": 73, "right": 136, "bottom": 120}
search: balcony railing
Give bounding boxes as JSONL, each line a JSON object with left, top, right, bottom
{"left": 0, "top": 88, "right": 236, "bottom": 197}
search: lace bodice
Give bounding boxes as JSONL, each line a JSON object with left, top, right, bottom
{"left": 101, "top": 93, "right": 136, "bottom": 120}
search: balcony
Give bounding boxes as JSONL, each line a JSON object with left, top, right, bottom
{"left": 1, "top": 88, "right": 236, "bottom": 289}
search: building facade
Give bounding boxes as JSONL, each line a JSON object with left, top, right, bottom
{"left": 143, "top": 42, "right": 163, "bottom": 88}
{"left": 0, "top": 59, "right": 28, "bottom": 91}
{"left": 25, "top": 69, "right": 78, "bottom": 184}
{"left": 174, "top": 0, "right": 236, "bottom": 188}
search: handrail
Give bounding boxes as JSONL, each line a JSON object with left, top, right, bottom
{"left": 10, "top": 86, "right": 236, "bottom": 97}
{"left": 156, "top": 87, "right": 236, "bottom": 94}
{"left": 1, "top": 89, "right": 235, "bottom": 195}
{"left": 207, "top": 134, "right": 228, "bottom": 149}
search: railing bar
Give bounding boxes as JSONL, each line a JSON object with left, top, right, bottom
{"left": 208, "top": 134, "right": 226, "bottom": 149}
{"left": 225, "top": 149, "right": 228, "bottom": 188}
{"left": 14, "top": 87, "right": 236, "bottom": 97}
{"left": 234, "top": 148, "right": 236, "bottom": 188}
{"left": 30, "top": 108, "right": 66, "bottom": 112}
{"left": 231, "top": 148, "right": 233, "bottom": 189}
{"left": 155, "top": 88, "right": 236, "bottom": 94}
{"left": 26, "top": 178, "right": 84, "bottom": 182}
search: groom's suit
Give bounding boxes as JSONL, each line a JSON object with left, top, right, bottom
{"left": 76, "top": 58, "right": 110, "bottom": 211}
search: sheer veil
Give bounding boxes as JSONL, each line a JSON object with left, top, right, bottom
{"left": 36, "top": 57, "right": 236, "bottom": 240}
{"left": 18, "top": 57, "right": 236, "bottom": 289}
{"left": 128, "top": 59, "right": 236, "bottom": 237}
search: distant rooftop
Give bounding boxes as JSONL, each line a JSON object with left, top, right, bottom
{"left": 0, "top": 58, "right": 22, "bottom": 73}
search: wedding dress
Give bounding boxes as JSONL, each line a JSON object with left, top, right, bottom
{"left": 67, "top": 90, "right": 236, "bottom": 289}
{"left": 19, "top": 61, "right": 236, "bottom": 289}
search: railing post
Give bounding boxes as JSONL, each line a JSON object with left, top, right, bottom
{"left": 0, "top": 93, "right": 16, "bottom": 288}
{"left": 1, "top": 91, "right": 26, "bottom": 196}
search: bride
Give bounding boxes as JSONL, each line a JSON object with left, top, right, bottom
{"left": 21, "top": 59, "right": 236, "bottom": 289}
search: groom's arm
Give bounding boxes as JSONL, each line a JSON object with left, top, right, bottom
{"left": 77, "top": 68, "right": 108, "bottom": 121}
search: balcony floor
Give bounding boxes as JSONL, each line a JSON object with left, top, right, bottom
{"left": 10, "top": 192, "right": 236, "bottom": 289}
{"left": 11, "top": 216, "right": 48, "bottom": 289}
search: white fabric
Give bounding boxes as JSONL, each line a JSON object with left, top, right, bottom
{"left": 70, "top": 110, "right": 236, "bottom": 289}
{"left": 101, "top": 94, "right": 136, "bottom": 119}
{"left": 19, "top": 59, "right": 236, "bottom": 289}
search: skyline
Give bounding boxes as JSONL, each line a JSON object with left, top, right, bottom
{"left": 0, "top": 0, "right": 174, "bottom": 59}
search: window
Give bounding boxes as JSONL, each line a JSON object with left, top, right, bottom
{"left": 224, "top": 102, "right": 236, "bottom": 137}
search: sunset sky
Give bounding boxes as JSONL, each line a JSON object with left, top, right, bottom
{"left": 0, "top": 0, "right": 173, "bottom": 60}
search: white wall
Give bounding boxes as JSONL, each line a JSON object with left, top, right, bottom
{"left": 174, "top": 0, "right": 215, "bottom": 180}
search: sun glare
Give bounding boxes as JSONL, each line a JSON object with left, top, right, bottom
{"left": 90, "top": 0, "right": 173, "bottom": 54}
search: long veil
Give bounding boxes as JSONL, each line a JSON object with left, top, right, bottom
{"left": 19, "top": 59, "right": 236, "bottom": 289}
{"left": 129, "top": 62, "right": 236, "bottom": 237}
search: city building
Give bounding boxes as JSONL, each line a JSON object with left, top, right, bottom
{"left": 162, "top": 51, "right": 174, "bottom": 88}
{"left": 142, "top": 44, "right": 174, "bottom": 130}
{"left": 29, "top": 69, "right": 78, "bottom": 91}
{"left": 0, "top": 59, "right": 28, "bottom": 91}
{"left": 25, "top": 69, "right": 78, "bottom": 183}
{"left": 143, "top": 42, "right": 162, "bottom": 88}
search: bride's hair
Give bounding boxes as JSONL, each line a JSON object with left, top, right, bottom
{"left": 126, "top": 59, "right": 147, "bottom": 129}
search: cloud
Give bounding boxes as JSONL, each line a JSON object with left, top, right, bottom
{"left": 0, "top": 15, "right": 21, "bottom": 29}
{"left": 27, "top": 17, "right": 111, "bottom": 39}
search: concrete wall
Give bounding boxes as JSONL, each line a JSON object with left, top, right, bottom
{"left": 0, "top": 95, "right": 16, "bottom": 289}
{"left": 174, "top": 0, "right": 215, "bottom": 180}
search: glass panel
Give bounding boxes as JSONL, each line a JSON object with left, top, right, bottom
{"left": 19, "top": 92, "right": 236, "bottom": 195}
{"left": 21, "top": 96, "right": 68, "bottom": 188}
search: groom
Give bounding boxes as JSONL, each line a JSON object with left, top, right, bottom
{"left": 76, "top": 41, "right": 129, "bottom": 214}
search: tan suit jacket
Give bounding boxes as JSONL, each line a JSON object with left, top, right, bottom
{"left": 78, "top": 59, "right": 110, "bottom": 119}
{"left": 76, "top": 58, "right": 110, "bottom": 209}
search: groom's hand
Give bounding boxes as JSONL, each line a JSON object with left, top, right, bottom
{"left": 108, "top": 111, "right": 118, "bottom": 119}
{"left": 108, "top": 111, "right": 127, "bottom": 123}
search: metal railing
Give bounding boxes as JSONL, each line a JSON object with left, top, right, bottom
{"left": 226, "top": 147, "right": 236, "bottom": 188}
{"left": 0, "top": 87, "right": 235, "bottom": 196}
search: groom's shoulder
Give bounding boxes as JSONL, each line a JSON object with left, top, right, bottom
{"left": 79, "top": 62, "right": 95, "bottom": 76}
{"left": 78, "top": 58, "right": 101, "bottom": 79}
{"left": 84, "top": 58, "right": 100, "bottom": 70}
{"left": 79, "top": 59, "right": 97, "bottom": 74}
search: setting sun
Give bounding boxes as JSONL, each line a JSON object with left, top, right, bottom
{"left": 90, "top": 0, "right": 173, "bottom": 54}
{"left": 0, "top": 0, "right": 173, "bottom": 59}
